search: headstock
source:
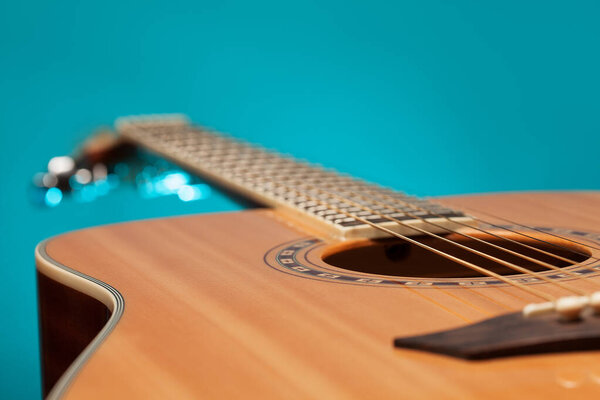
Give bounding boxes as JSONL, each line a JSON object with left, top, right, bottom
{"left": 30, "top": 129, "right": 210, "bottom": 207}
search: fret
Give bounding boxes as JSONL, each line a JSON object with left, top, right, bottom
{"left": 117, "top": 115, "right": 475, "bottom": 239}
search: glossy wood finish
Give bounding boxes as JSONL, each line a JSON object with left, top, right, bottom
{"left": 37, "top": 192, "right": 600, "bottom": 398}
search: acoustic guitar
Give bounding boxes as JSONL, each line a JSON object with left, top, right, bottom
{"left": 36, "top": 114, "right": 600, "bottom": 399}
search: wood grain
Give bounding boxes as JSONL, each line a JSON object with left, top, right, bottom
{"left": 37, "top": 191, "right": 600, "bottom": 398}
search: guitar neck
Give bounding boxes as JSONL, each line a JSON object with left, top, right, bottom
{"left": 116, "top": 114, "right": 471, "bottom": 239}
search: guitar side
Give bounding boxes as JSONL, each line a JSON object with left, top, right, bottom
{"left": 36, "top": 192, "right": 600, "bottom": 399}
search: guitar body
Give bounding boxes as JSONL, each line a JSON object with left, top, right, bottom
{"left": 37, "top": 191, "right": 600, "bottom": 399}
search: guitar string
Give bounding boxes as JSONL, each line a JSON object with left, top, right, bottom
{"left": 432, "top": 200, "right": 600, "bottom": 291}
{"left": 258, "top": 166, "right": 579, "bottom": 273}
{"left": 439, "top": 203, "right": 600, "bottom": 254}
{"left": 172, "top": 133, "right": 586, "bottom": 297}
{"left": 164, "top": 124, "right": 600, "bottom": 310}
{"left": 247, "top": 159, "right": 598, "bottom": 297}
{"left": 261, "top": 177, "right": 586, "bottom": 297}
{"left": 350, "top": 186, "right": 594, "bottom": 264}
{"left": 323, "top": 183, "right": 600, "bottom": 290}
{"left": 137, "top": 124, "right": 584, "bottom": 303}
{"left": 226, "top": 161, "right": 597, "bottom": 291}
{"left": 177, "top": 128, "right": 596, "bottom": 276}
{"left": 233, "top": 143, "right": 600, "bottom": 260}
{"left": 256, "top": 179, "right": 555, "bottom": 301}
{"left": 244, "top": 158, "right": 600, "bottom": 278}
{"left": 321, "top": 174, "right": 600, "bottom": 291}
{"left": 274, "top": 169, "right": 587, "bottom": 268}
{"left": 305, "top": 171, "right": 599, "bottom": 264}
{"left": 199, "top": 139, "right": 594, "bottom": 263}
{"left": 143, "top": 126, "right": 556, "bottom": 302}
{"left": 236, "top": 166, "right": 564, "bottom": 299}
{"left": 317, "top": 183, "right": 598, "bottom": 290}
{"left": 339, "top": 181, "right": 594, "bottom": 264}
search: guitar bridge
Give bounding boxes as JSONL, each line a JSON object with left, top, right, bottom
{"left": 394, "top": 310, "right": 600, "bottom": 360}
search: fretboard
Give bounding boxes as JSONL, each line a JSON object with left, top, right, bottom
{"left": 116, "top": 115, "right": 473, "bottom": 239}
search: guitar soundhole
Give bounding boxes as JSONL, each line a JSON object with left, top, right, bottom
{"left": 321, "top": 231, "right": 591, "bottom": 279}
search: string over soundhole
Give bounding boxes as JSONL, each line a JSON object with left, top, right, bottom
{"left": 322, "top": 229, "right": 590, "bottom": 280}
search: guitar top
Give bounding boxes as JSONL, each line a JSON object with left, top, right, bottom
{"left": 36, "top": 115, "right": 600, "bottom": 399}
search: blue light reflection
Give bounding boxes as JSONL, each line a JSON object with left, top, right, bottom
{"left": 34, "top": 150, "right": 213, "bottom": 207}
{"left": 138, "top": 171, "right": 195, "bottom": 199}
{"left": 44, "top": 187, "right": 63, "bottom": 207}
{"left": 177, "top": 184, "right": 211, "bottom": 202}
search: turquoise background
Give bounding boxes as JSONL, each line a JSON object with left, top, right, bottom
{"left": 1, "top": 1, "right": 599, "bottom": 398}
